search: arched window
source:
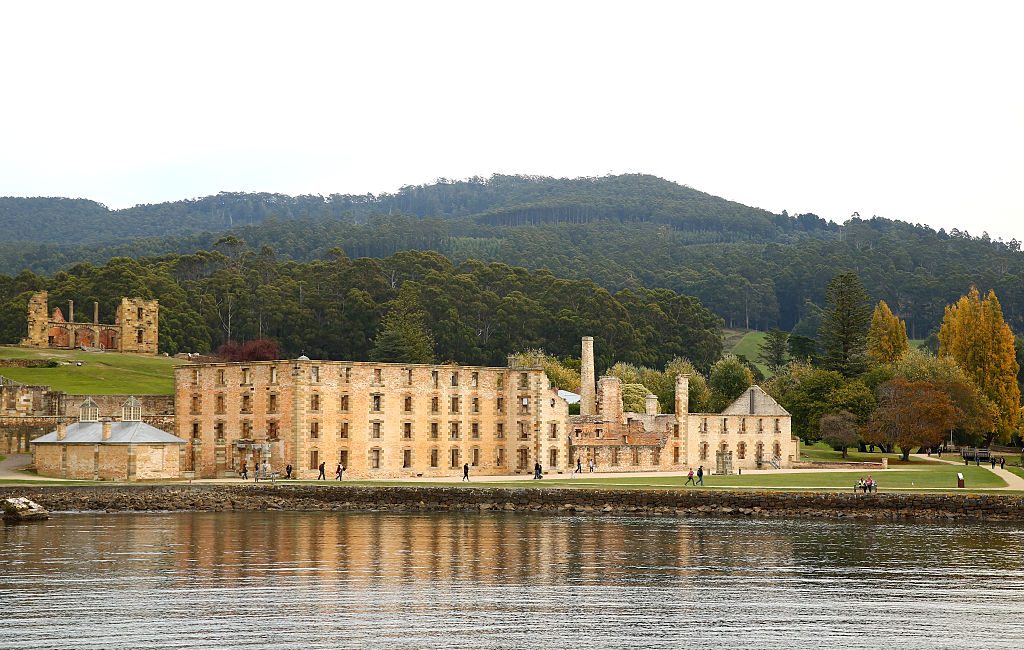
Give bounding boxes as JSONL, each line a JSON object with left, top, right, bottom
{"left": 773, "top": 441, "right": 782, "bottom": 458}
{"left": 755, "top": 441, "right": 764, "bottom": 462}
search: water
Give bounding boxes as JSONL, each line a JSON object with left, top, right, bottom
{"left": 2, "top": 511, "right": 1023, "bottom": 649}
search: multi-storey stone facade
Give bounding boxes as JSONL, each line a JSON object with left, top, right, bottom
{"left": 175, "top": 359, "right": 568, "bottom": 479}
{"left": 21, "top": 291, "right": 159, "bottom": 354}
{"left": 568, "top": 340, "right": 799, "bottom": 474}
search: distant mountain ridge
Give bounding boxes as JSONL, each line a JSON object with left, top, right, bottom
{"left": 0, "top": 174, "right": 830, "bottom": 245}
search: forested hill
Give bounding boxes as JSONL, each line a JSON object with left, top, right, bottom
{"left": 0, "top": 175, "right": 813, "bottom": 245}
{"left": 2, "top": 174, "right": 1022, "bottom": 338}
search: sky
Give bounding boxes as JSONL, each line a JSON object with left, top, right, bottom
{"left": 2, "top": 1, "right": 1022, "bottom": 240}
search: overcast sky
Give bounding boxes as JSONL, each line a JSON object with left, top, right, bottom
{"left": 2, "top": 1, "right": 1021, "bottom": 239}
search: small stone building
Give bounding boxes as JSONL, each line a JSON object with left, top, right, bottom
{"left": 32, "top": 397, "right": 186, "bottom": 481}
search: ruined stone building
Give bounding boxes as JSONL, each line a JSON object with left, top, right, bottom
{"left": 568, "top": 336, "right": 799, "bottom": 473}
{"left": 173, "top": 337, "right": 797, "bottom": 480}
{"left": 33, "top": 397, "right": 186, "bottom": 481}
{"left": 21, "top": 291, "right": 159, "bottom": 354}
{"left": 175, "top": 359, "right": 568, "bottom": 479}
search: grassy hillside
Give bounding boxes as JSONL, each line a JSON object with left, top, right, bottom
{"left": 0, "top": 346, "right": 177, "bottom": 394}
{"left": 727, "top": 329, "right": 770, "bottom": 377}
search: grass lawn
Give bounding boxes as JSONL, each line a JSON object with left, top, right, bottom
{"left": 0, "top": 346, "right": 177, "bottom": 394}
{"left": 800, "top": 441, "right": 944, "bottom": 466}
{"left": 1005, "top": 466, "right": 1024, "bottom": 481}
{"left": 727, "top": 330, "right": 770, "bottom": 377}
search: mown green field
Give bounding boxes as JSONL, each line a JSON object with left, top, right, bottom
{"left": 0, "top": 346, "right": 177, "bottom": 394}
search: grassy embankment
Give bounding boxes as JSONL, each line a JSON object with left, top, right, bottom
{"left": 0, "top": 346, "right": 177, "bottom": 394}
{"left": 725, "top": 329, "right": 926, "bottom": 379}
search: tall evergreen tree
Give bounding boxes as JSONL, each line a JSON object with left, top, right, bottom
{"left": 866, "top": 300, "right": 909, "bottom": 366}
{"left": 758, "top": 328, "right": 789, "bottom": 372}
{"left": 819, "top": 272, "right": 871, "bottom": 377}
{"left": 938, "top": 287, "right": 1020, "bottom": 441}
{"left": 369, "top": 285, "right": 435, "bottom": 364}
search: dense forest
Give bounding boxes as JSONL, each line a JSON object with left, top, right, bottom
{"left": 0, "top": 250, "right": 723, "bottom": 371}
{"left": 3, "top": 174, "right": 1022, "bottom": 339}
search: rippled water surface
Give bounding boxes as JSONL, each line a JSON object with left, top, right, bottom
{"left": 2, "top": 511, "right": 1023, "bottom": 649}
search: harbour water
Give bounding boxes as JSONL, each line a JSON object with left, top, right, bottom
{"left": 2, "top": 511, "right": 1023, "bottom": 649}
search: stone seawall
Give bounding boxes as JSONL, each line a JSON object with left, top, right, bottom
{"left": 1, "top": 485, "right": 1022, "bottom": 521}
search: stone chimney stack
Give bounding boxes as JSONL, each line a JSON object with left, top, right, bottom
{"left": 56, "top": 421, "right": 67, "bottom": 441}
{"left": 101, "top": 419, "right": 112, "bottom": 441}
{"left": 68, "top": 300, "right": 74, "bottom": 323}
{"left": 93, "top": 302, "right": 99, "bottom": 324}
{"left": 580, "top": 336, "right": 596, "bottom": 416}
{"left": 645, "top": 394, "right": 659, "bottom": 415}
{"left": 675, "top": 374, "right": 690, "bottom": 415}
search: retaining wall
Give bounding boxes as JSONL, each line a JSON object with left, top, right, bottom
{"left": 1, "top": 485, "right": 1022, "bottom": 521}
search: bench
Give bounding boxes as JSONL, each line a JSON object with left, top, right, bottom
{"left": 253, "top": 469, "right": 279, "bottom": 485}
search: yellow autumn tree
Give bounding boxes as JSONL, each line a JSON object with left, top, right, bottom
{"left": 866, "top": 300, "right": 909, "bottom": 365}
{"left": 938, "top": 287, "right": 1021, "bottom": 442}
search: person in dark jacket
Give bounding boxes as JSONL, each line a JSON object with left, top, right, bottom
{"left": 285, "top": 464, "right": 293, "bottom": 479}
{"left": 317, "top": 461, "right": 326, "bottom": 480}
{"left": 463, "top": 463, "right": 470, "bottom": 481}
{"left": 696, "top": 465, "right": 704, "bottom": 486}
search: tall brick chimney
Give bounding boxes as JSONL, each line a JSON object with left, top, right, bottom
{"left": 68, "top": 300, "right": 74, "bottom": 323}
{"left": 101, "top": 419, "right": 111, "bottom": 441}
{"left": 675, "top": 374, "right": 690, "bottom": 415}
{"left": 56, "top": 421, "right": 67, "bottom": 441}
{"left": 580, "top": 336, "right": 596, "bottom": 416}
{"left": 94, "top": 302, "right": 99, "bottom": 324}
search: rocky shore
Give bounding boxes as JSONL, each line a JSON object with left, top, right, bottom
{"left": 1, "top": 484, "right": 1022, "bottom": 521}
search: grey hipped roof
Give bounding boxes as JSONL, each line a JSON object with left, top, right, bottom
{"left": 720, "top": 386, "right": 790, "bottom": 416}
{"left": 33, "top": 421, "right": 187, "bottom": 445}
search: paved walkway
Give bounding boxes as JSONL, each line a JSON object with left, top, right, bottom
{"left": 0, "top": 453, "right": 38, "bottom": 480}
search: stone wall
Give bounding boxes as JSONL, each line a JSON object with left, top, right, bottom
{"left": 2, "top": 485, "right": 1021, "bottom": 521}
{"left": 793, "top": 460, "right": 887, "bottom": 470}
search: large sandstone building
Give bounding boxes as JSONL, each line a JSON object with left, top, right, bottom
{"left": 176, "top": 337, "right": 797, "bottom": 479}
{"left": 21, "top": 291, "right": 159, "bottom": 354}
{"left": 176, "top": 358, "right": 567, "bottom": 479}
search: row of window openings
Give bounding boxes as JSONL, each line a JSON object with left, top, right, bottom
{"left": 198, "top": 421, "right": 555, "bottom": 441}
{"left": 698, "top": 441, "right": 784, "bottom": 461}
{"left": 199, "top": 367, "right": 532, "bottom": 390}
{"left": 307, "top": 447, "right": 539, "bottom": 471}
{"left": 195, "top": 393, "right": 535, "bottom": 416}
{"left": 697, "top": 418, "right": 782, "bottom": 434}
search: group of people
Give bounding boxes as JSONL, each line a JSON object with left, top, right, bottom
{"left": 572, "top": 458, "right": 597, "bottom": 474}
{"left": 855, "top": 476, "right": 877, "bottom": 493}
{"left": 314, "top": 461, "right": 346, "bottom": 480}
{"left": 684, "top": 466, "right": 705, "bottom": 486}
{"left": 239, "top": 460, "right": 294, "bottom": 481}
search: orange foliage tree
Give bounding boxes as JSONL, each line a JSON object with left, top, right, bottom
{"left": 864, "top": 378, "right": 956, "bottom": 461}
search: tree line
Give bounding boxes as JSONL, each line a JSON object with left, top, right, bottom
{"left": 0, "top": 248, "right": 724, "bottom": 372}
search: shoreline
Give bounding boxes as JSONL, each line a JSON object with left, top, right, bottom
{"left": 3, "top": 484, "right": 1023, "bottom": 521}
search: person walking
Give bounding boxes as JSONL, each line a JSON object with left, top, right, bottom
{"left": 534, "top": 461, "right": 542, "bottom": 480}
{"left": 317, "top": 461, "right": 326, "bottom": 480}
{"left": 575, "top": 457, "right": 582, "bottom": 474}
{"left": 253, "top": 461, "right": 260, "bottom": 483}
{"left": 240, "top": 461, "right": 248, "bottom": 480}
{"left": 991, "top": 457, "right": 997, "bottom": 470}
{"left": 285, "top": 463, "right": 293, "bottom": 479}
{"left": 684, "top": 468, "right": 695, "bottom": 485}
{"left": 696, "top": 465, "right": 704, "bottom": 486}
{"left": 463, "top": 463, "right": 470, "bottom": 482}
{"left": 588, "top": 459, "right": 595, "bottom": 473}
{"left": 335, "top": 463, "right": 343, "bottom": 480}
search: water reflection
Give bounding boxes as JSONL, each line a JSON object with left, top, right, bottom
{"left": 2, "top": 512, "right": 1023, "bottom": 649}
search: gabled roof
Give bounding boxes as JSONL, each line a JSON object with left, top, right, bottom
{"left": 33, "top": 421, "right": 186, "bottom": 445}
{"left": 720, "top": 385, "right": 790, "bottom": 416}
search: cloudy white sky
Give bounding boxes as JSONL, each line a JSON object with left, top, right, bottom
{"left": 2, "top": 1, "right": 1022, "bottom": 239}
